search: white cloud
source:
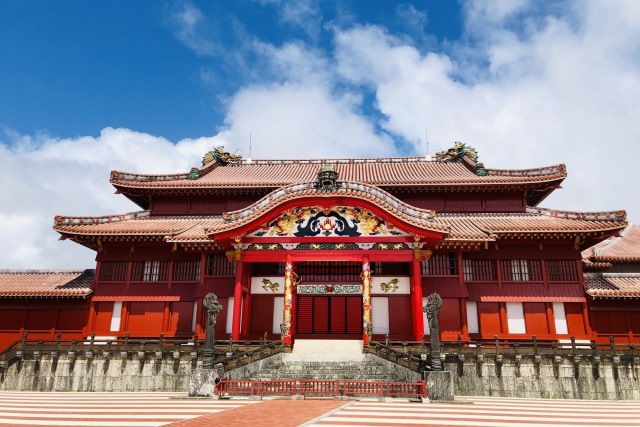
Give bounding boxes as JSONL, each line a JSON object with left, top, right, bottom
{"left": 332, "top": 1, "right": 640, "bottom": 221}
{"left": 0, "top": 128, "right": 218, "bottom": 269}
{"left": 168, "top": 1, "right": 217, "bottom": 56}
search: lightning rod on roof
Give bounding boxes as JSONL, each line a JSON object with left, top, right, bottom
{"left": 247, "top": 132, "right": 253, "bottom": 164}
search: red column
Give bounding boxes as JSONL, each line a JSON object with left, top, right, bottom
{"left": 362, "top": 256, "right": 372, "bottom": 344}
{"left": 232, "top": 260, "right": 244, "bottom": 340}
{"left": 499, "top": 302, "right": 508, "bottom": 335}
{"left": 582, "top": 302, "right": 594, "bottom": 338}
{"left": 282, "top": 255, "right": 294, "bottom": 345}
{"left": 412, "top": 259, "right": 424, "bottom": 341}
{"left": 545, "top": 302, "right": 557, "bottom": 336}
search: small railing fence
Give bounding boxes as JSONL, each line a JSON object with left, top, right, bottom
{"left": 0, "top": 332, "right": 285, "bottom": 371}
{"left": 366, "top": 335, "right": 640, "bottom": 372}
{"left": 218, "top": 379, "right": 426, "bottom": 399}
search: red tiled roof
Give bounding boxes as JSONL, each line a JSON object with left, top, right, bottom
{"left": 585, "top": 273, "right": 640, "bottom": 298}
{"left": 53, "top": 206, "right": 627, "bottom": 248}
{"left": 467, "top": 282, "right": 586, "bottom": 302}
{"left": 110, "top": 157, "right": 567, "bottom": 190}
{"left": 582, "top": 224, "right": 640, "bottom": 263}
{"left": 0, "top": 270, "right": 93, "bottom": 298}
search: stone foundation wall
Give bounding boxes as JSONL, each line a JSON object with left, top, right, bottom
{"left": 0, "top": 353, "right": 199, "bottom": 392}
{"left": 445, "top": 354, "right": 640, "bottom": 400}
{"left": 3, "top": 352, "right": 640, "bottom": 399}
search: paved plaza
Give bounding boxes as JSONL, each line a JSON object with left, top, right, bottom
{"left": 1, "top": 392, "right": 640, "bottom": 426}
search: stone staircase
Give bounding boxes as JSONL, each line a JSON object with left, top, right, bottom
{"left": 224, "top": 340, "right": 420, "bottom": 382}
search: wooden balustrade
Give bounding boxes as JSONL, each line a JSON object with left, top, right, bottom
{"left": 387, "top": 380, "right": 427, "bottom": 398}
{"left": 300, "top": 379, "right": 340, "bottom": 396}
{"left": 257, "top": 379, "right": 296, "bottom": 396}
{"left": 343, "top": 380, "right": 384, "bottom": 397}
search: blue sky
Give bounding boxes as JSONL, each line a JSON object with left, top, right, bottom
{"left": 1, "top": 0, "right": 639, "bottom": 268}
{"left": 1, "top": 1, "right": 461, "bottom": 142}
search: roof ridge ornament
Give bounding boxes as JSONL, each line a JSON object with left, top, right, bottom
{"left": 202, "top": 146, "right": 243, "bottom": 166}
{"left": 437, "top": 141, "right": 485, "bottom": 176}
{"left": 315, "top": 163, "right": 341, "bottom": 191}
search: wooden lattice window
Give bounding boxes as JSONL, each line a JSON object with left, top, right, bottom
{"left": 206, "top": 254, "right": 236, "bottom": 276}
{"left": 172, "top": 261, "right": 201, "bottom": 282}
{"left": 99, "top": 261, "right": 127, "bottom": 282}
{"left": 546, "top": 260, "right": 578, "bottom": 282}
{"left": 297, "top": 261, "right": 361, "bottom": 282}
{"left": 422, "top": 253, "right": 458, "bottom": 276}
{"left": 252, "top": 263, "right": 285, "bottom": 276}
{"left": 131, "top": 261, "right": 169, "bottom": 282}
{"left": 500, "top": 260, "right": 543, "bottom": 281}
{"left": 463, "top": 259, "right": 497, "bottom": 282}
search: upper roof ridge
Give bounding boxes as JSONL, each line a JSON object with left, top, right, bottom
{"left": 54, "top": 210, "right": 150, "bottom": 226}
{"left": 526, "top": 206, "right": 627, "bottom": 222}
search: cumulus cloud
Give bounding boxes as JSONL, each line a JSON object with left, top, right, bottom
{"left": 0, "top": 128, "right": 219, "bottom": 269}
{"left": 167, "top": 0, "right": 217, "bottom": 56}
{"left": 333, "top": 1, "right": 640, "bottom": 219}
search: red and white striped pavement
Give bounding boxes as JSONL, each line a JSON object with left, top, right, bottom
{"left": 2, "top": 393, "right": 640, "bottom": 427}
{"left": 309, "top": 396, "right": 640, "bottom": 427}
{"left": 0, "top": 392, "right": 258, "bottom": 426}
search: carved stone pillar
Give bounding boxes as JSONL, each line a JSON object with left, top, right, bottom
{"left": 424, "top": 292, "right": 442, "bottom": 371}
{"left": 202, "top": 293, "right": 223, "bottom": 370}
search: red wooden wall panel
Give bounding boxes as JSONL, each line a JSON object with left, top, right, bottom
{"left": 94, "top": 302, "right": 114, "bottom": 332}
{"left": 477, "top": 302, "right": 501, "bottom": 335}
{"left": 440, "top": 298, "right": 462, "bottom": 339}
{"left": 389, "top": 296, "right": 412, "bottom": 336}
{"left": 0, "top": 309, "right": 27, "bottom": 330}
{"left": 313, "top": 297, "right": 329, "bottom": 334}
{"left": 127, "top": 302, "right": 164, "bottom": 333}
{"left": 565, "top": 303, "right": 586, "bottom": 335}
{"left": 346, "top": 297, "right": 362, "bottom": 334}
{"left": 56, "top": 309, "right": 88, "bottom": 331}
{"left": 628, "top": 312, "right": 640, "bottom": 333}
{"left": 592, "top": 311, "right": 611, "bottom": 334}
{"left": 170, "top": 302, "right": 193, "bottom": 333}
{"left": 250, "top": 295, "right": 275, "bottom": 335}
{"left": 297, "top": 296, "right": 313, "bottom": 334}
{"left": 523, "top": 303, "right": 548, "bottom": 335}
{"left": 25, "top": 310, "right": 57, "bottom": 330}
{"left": 608, "top": 312, "right": 628, "bottom": 334}
{"left": 330, "top": 297, "right": 346, "bottom": 334}
{"left": 214, "top": 297, "right": 228, "bottom": 337}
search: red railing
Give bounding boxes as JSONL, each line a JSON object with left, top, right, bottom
{"left": 257, "top": 379, "right": 296, "bottom": 396}
{"left": 216, "top": 379, "right": 255, "bottom": 396}
{"left": 343, "top": 380, "right": 384, "bottom": 397}
{"left": 300, "top": 380, "right": 340, "bottom": 396}
{"left": 386, "top": 381, "right": 427, "bottom": 398}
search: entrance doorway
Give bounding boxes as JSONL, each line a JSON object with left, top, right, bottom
{"left": 296, "top": 295, "right": 362, "bottom": 337}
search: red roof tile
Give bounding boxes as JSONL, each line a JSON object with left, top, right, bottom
{"left": 585, "top": 273, "right": 640, "bottom": 298}
{"left": 0, "top": 270, "right": 93, "bottom": 298}
{"left": 110, "top": 157, "right": 567, "bottom": 190}
{"left": 53, "top": 206, "right": 627, "bottom": 248}
{"left": 582, "top": 224, "right": 640, "bottom": 263}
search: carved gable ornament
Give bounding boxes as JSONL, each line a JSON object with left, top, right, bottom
{"left": 314, "top": 164, "right": 340, "bottom": 191}
{"left": 246, "top": 206, "right": 410, "bottom": 238}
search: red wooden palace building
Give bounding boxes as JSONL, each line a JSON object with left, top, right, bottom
{"left": 1, "top": 143, "right": 633, "bottom": 350}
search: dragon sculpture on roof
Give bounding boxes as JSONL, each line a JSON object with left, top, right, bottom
{"left": 436, "top": 141, "right": 486, "bottom": 176}
{"left": 202, "top": 146, "right": 243, "bottom": 166}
